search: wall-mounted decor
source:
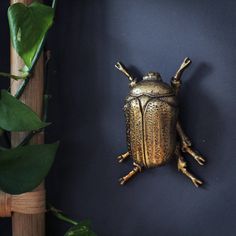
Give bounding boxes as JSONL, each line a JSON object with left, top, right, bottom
{"left": 116, "top": 58, "right": 206, "bottom": 187}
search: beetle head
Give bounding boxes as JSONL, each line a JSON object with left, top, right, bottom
{"left": 143, "top": 72, "right": 162, "bottom": 81}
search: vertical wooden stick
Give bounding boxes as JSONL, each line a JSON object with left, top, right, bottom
{"left": 10, "top": 0, "right": 45, "bottom": 235}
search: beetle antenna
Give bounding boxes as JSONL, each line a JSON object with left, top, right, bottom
{"left": 115, "top": 61, "right": 136, "bottom": 86}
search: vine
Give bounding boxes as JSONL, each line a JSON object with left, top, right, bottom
{"left": 0, "top": 1, "right": 96, "bottom": 235}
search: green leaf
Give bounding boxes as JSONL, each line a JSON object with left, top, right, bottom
{"left": 8, "top": 2, "right": 54, "bottom": 69}
{"left": 65, "top": 224, "right": 97, "bottom": 236}
{"left": 0, "top": 142, "right": 59, "bottom": 194}
{"left": 0, "top": 90, "right": 48, "bottom": 131}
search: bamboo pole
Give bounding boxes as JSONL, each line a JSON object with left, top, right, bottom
{"left": 10, "top": 0, "right": 45, "bottom": 235}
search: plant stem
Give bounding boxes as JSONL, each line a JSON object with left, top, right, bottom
{"left": 0, "top": 72, "right": 28, "bottom": 80}
{"left": 18, "top": 130, "right": 41, "bottom": 146}
{"left": 14, "top": 0, "right": 58, "bottom": 98}
{"left": 48, "top": 205, "right": 78, "bottom": 226}
{"left": 18, "top": 97, "right": 50, "bottom": 147}
{"left": 18, "top": 94, "right": 50, "bottom": 146}
{"left": 14, "top": 1, "right": 57, "bottom": 146}
{"left": 14, "top": 77, "right": 30, "bottom": 99}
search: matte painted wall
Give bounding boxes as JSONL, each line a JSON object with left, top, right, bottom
{"left": 1, "top": 0, "right": 236, "bottom": 235}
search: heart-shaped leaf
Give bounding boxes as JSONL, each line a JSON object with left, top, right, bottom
{"left": 8, "top": 2, "right": 54, "bottom": 69}
{"left": 0, "top": 142, "right": 59, "bottom": 194}
{"left": 65, "top": 224, "right": 97, "bottom": 236}
{"left": 0, "top": 90, "right": 48, "bottom": 131}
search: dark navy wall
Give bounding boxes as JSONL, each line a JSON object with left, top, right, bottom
{"left": 1, "top": 0, "right": 236, "bottom": 235}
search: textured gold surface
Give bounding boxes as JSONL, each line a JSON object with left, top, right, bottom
{"left": 116, "top": 58, "right": 206, "bottom": 187}
{"left": 124, "top": 94, "right": 178, "bottom": 168}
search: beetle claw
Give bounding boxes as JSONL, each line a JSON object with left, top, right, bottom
{"left": 117, "top": 155, "right": 124, "bottom": 163}
{"left": 118, "top": 163, "right": 141, "bottom": 185}
{"left": 192, "top": 178, "right": 203, "bottom": 187}
{"left": 119, "top": 177, "right": 126, "bottom": 185}
{"left": 195, "top": 156, "right": 206, "bottom": 166}
{"left": 182, "top": 145, "right": 206, "bottom": 166}
{"left": 117, "top": 152, "right": 130, "bottom": 163}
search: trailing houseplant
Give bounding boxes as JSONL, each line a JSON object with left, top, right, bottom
{"left": 0, "top": 1, "right": 96, "bottom": 235}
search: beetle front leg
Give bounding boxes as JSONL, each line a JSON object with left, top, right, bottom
{"left": 177, "top": 122, "right": 206, "bottom": 166}
{"left": 119, "top": 162, "right": 142, "bottom": 185}
{"left": 117, "top": 151, "right": 130, "bottom": 163}
{"left": 175, "top": 144, "right": 203, "bottom": 187}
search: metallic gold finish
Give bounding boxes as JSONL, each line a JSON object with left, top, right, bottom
{"left": 173, "top": 57, "right": 191, "bottom": 81}
{"left": 117, "top": 152, "right": 130, "bottom": 163}
{"left": 177, "top": 122, "right": 206, "bottom": 165}
{"left": 175, "top": 145, "right": 203, "bottom": 187}
{"left": 115, "top": 62, "right": 136, "bottom": 86}
{"left": 119, "top": 163, "right": 142, "bottom": 185}
{"left": 182, "top": 146, "right": 205, "bottom": 166}
{"left": 143, "top": 72, "right": 161, "bottom": 81}
{"left": 171, "top": 57, "right": 191, "bottom": 94}
{"left": 115, "top": 58, "right": 206, "bottom": 187}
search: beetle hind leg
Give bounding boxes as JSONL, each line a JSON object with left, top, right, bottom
{"left": 119, "top": 162, "right": 142, "bottom": 185}
{"left": 177, "top": 122, "right": 206, "bottom": 165}
{"left": 117, "top": 151, "right": 130, "bottom": 163}
{"left": 175, "top": 144, "right": 203, "bottom": 187}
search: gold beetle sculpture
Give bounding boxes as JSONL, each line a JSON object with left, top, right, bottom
{"left": 115, "top": 58, "right": 206, "bottom": 187}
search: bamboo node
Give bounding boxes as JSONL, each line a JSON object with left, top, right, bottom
{"left": 0, "top": 190, "right": 45, "bottom": 217}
